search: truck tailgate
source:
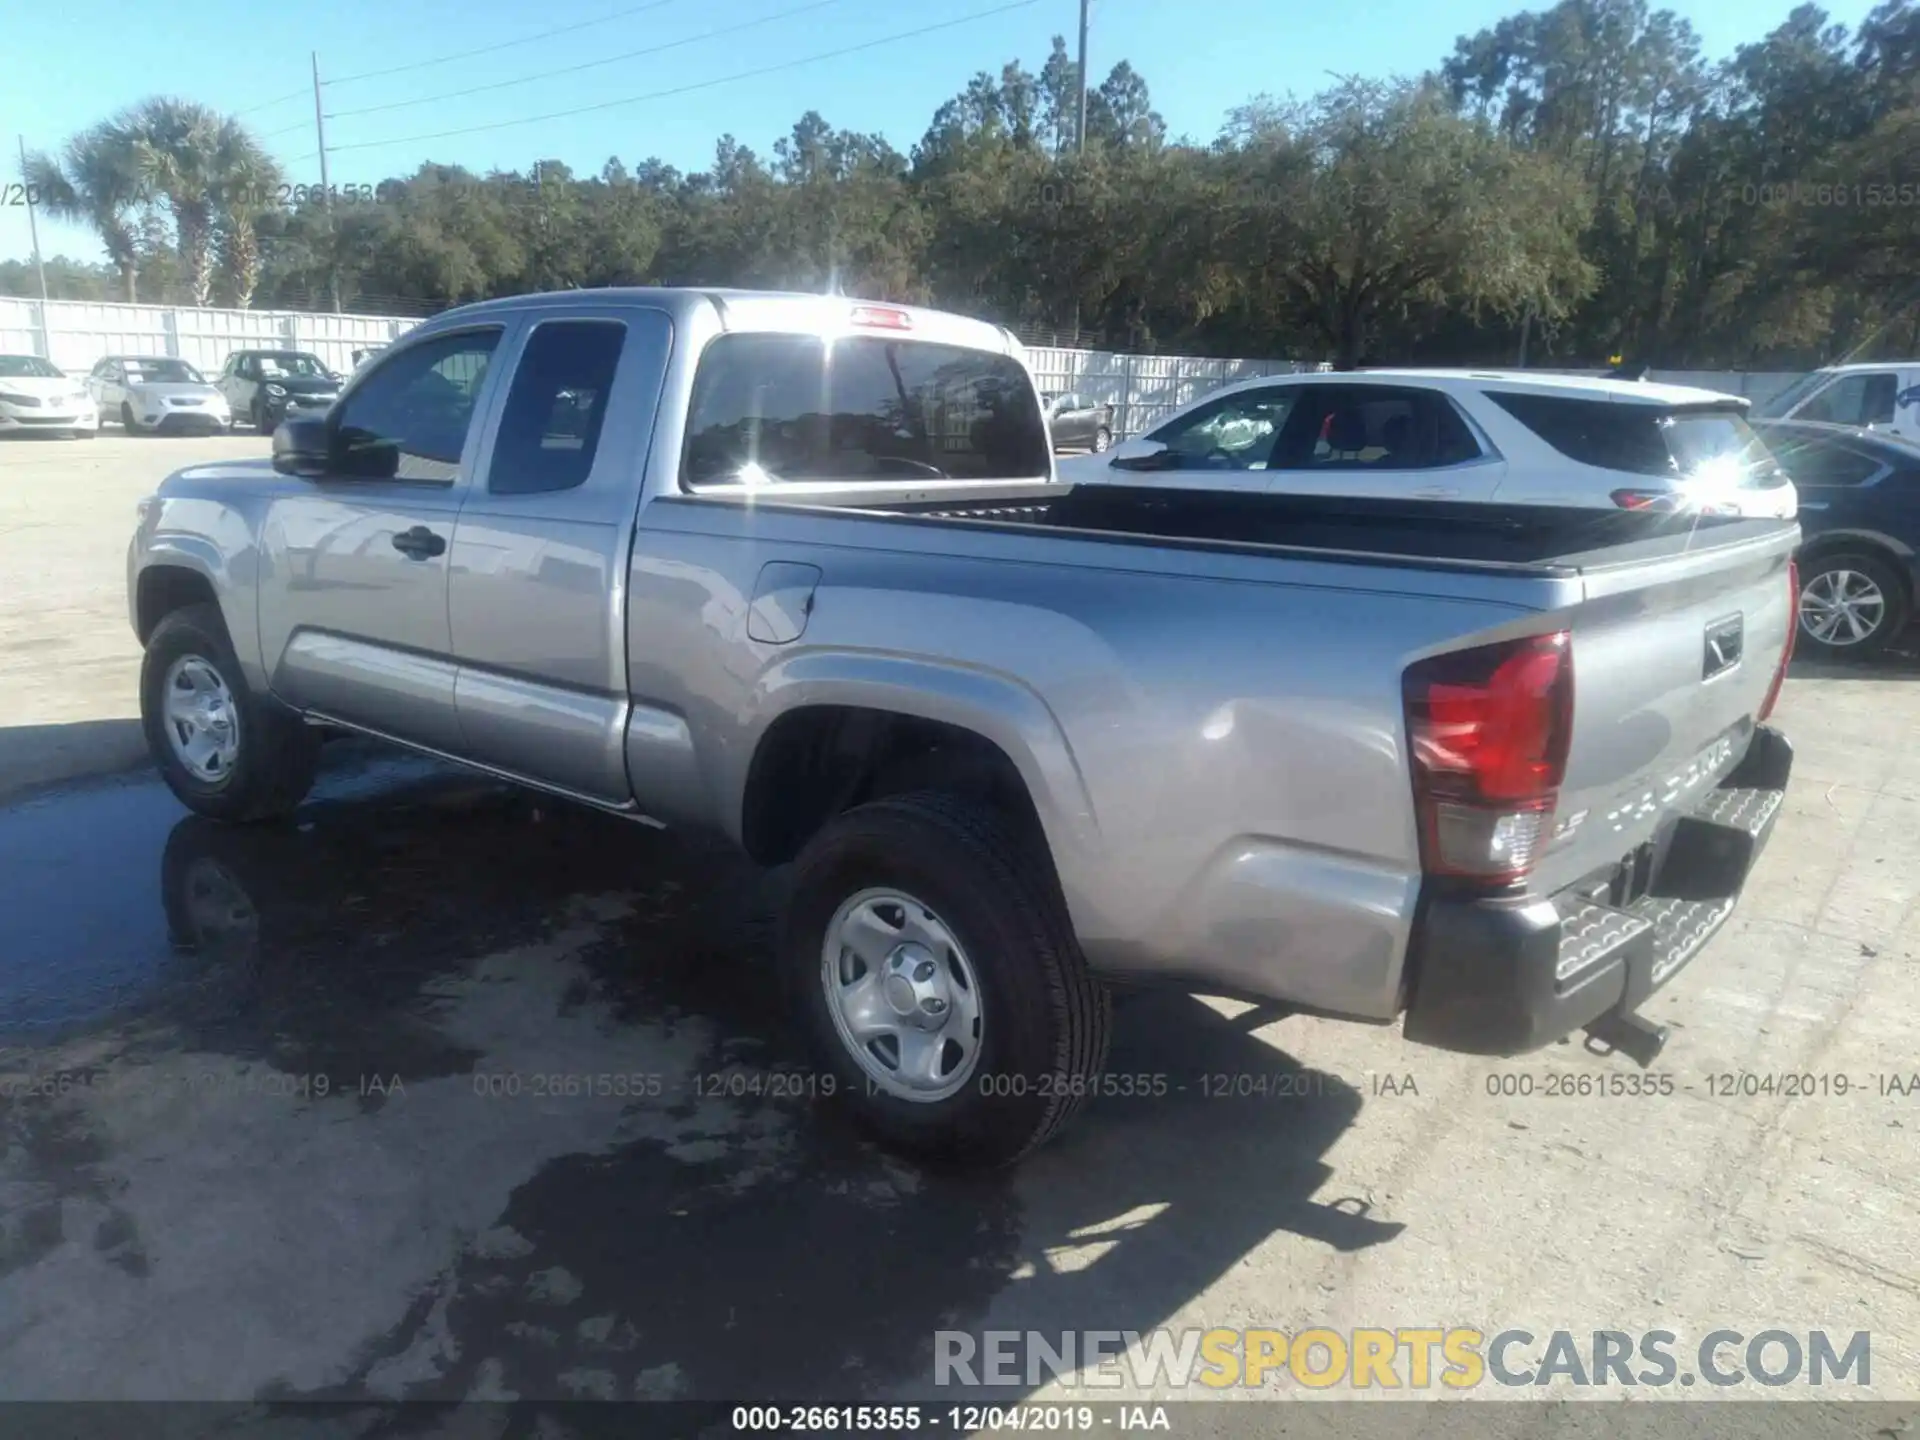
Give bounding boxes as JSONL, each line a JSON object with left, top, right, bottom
{"left": 1532, "top": 522, "right": 1798, "bottom": 898}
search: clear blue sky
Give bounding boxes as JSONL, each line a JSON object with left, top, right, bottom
{"left": 1, "top": 0, "right": 1884, "bottom": 267}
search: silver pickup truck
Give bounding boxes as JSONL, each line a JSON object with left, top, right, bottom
{"left": 128, "top": 288, "right": 1799, "bottom": 1166}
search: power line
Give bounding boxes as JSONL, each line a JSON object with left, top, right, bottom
{"left": 260, "top": 117, "right": 313, "bottom": 140}
{"left": 235, "top": 87, "right": 313, "bottom": 118}
{"left": 328, "top": 0, "right": 849, "bottom": 120}
{"left": 326, "top": 0, "right": 691, "bottom": 87}
{"left": 328, "top": 0, "right": 1039, "bottom": 153}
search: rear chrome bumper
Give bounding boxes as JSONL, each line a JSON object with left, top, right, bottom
{"left": 1401, "top": 724, "right": 1793, "bottom": 1058}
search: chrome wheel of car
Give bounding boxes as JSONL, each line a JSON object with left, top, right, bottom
{"left": 1800, "top": 567, "right": 1887, "bottom": 647}
{"left": 1092, "top": 427, "right": 1111, "bottom": 453}
{"left": 162, "top": 655, "right": 242, "bottom": 783}
{"left": 820, "top": 887, "right": 983, "bottom": 1103}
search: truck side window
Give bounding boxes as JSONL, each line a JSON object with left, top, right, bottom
{"left": 333, "top": 328, "right": 502, "bottom": 482}
{"left": 486, "top": 320, "right": 627, "bottom": 495}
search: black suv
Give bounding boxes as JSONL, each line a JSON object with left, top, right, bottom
{"left": 216, "top": 350, "right": 346, "bottom": 434}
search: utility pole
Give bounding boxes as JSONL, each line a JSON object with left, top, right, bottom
{"left": 1075, "top": 0, "right": 1091, "bottom": 152}
{"left": 17, "top": 136, "right": 50, "bottom": 313}
{"left": 311, "top": 51, "right": 340, "bottom": 312}
{"left": 1516, "top": 305, "right": 1533, "bottom": 367}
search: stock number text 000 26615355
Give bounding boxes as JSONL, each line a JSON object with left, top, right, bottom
{"left": 728, "top": 1405, "right": 1129, "bottom": 1432}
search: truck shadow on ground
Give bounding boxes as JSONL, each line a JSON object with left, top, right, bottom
{"left": 15, "top": 758, "right": 1400, "bottom": 1413}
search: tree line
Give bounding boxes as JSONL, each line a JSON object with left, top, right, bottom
{"left": 9, "top": 1, "right": 1920, "bottom": 369}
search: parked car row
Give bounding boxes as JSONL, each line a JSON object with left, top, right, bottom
{"left": 0, "top": 347, "right": 354, "bottom": 438}
{"left": 15, "top": 324, "right": 1916, "bottom": 664}
{"left": 1056, "top": 366, "right": 1920, "bottom": 659}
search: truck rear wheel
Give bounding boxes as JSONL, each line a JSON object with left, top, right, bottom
{"left": 141, "top": 602, "right": 320, "bottom": 822}
{"left": 782, "top": 791, "right": 1111, "bottom": 1168}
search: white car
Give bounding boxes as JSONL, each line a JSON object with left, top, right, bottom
{"left": 1059, "top": 370, "right": 1797, "bottom": 518}
{"left": 87, "top": 355, "right": 232, "bottom": 436}
{"left": 0, "top": 354, "right": 98, "bottom": 438}
{"left": 1754, "top": 360, "right": 1920, "bottom": 446}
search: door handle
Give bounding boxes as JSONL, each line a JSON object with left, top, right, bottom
{"left": 1796, "top": 501, "right": 1829, "bottom": 511}
{"left": 391, "top": 525, "right": 446, "bottom": 560}
{"left": 1411, "top": 486, "right": 1460, "bottom": 498}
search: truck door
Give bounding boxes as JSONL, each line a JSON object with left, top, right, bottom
{"left": 256, "top": 324, "right": 509, "bottom": 754}
{"left": 446, "top": 305, "right": 675, "bottom": 806}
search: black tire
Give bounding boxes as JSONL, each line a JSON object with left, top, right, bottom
{"left": 141, "top": 602, "right": 320, "bottom": 822}
{"left": 781, "top": 790, "right": 1111, "bottom": 1168}
{"left": 253, "top": 397, "right": 273, "bottom": 436}
{"left": 1796, "top": 549, "right": 1910, "bottom": 660}
{"left": 1092, "top": 426, "right": 1112, "bottom": 453}
{"left": 121, "top": 401, "right": 141, "bottom": 435}
{"left": 72, "top": 425, "right": 96, "bottom": 440}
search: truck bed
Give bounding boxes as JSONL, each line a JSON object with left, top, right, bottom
{"left": 821, "top": 482, "right": 1792, "bottom": 575}
{"left": 670, "top": 476, "right": 1797, "bottom": 923}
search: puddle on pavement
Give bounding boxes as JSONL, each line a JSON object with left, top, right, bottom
{"left": 0, "top": 746, "right": 1027, "bottom": 1405}
{"left": 0, "top": 744, "right": 1388, "bottom": 1409}
{"left": 0, "top": 745, "right": 445, "bottom": 1042}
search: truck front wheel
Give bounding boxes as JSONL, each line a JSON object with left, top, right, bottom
{"left": 141, "top": 602, "right": 320, "bottom": 822}
{"left": 782, "top": 791, "right": 1111, "bottom": 1168}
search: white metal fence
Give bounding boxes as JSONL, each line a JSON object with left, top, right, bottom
{"left": 0, "top": 297, "right": 418, "bottom": 380}
{"left": 1, "top": 295, "right": 1813, "bottom": 429}
{"left": 1026, "top": 346, "right": 1319, "bottom": 440}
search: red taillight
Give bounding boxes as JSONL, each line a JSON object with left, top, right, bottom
{"left": 1610, "top": 489, "right": 1673, "bottom": 511}
{"left": 849, "top": 304, "right": 913, "bottom": 331}
{"left": 1758, "top": 558, "right": 1798, "bottom": 723}
{"left": 1403, "top": 632, "right": 1574, "bottom": 884}
{"left": 1612, "top": 487, "right": 1742, "bottom": 516}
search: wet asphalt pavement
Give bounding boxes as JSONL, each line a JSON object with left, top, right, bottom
{"left": 0, "top": 742, "right": 1394, "bottom": 1414}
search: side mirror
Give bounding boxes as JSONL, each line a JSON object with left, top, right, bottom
{"left": 1106, "top": 439, "right": 1174, "bottom": 472}
{"left": 272, "top": 416, "right": 332, "bottom": 477}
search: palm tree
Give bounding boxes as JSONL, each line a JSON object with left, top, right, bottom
{"left": 22, "top": 121, "right": 146, "bottom": 302}
{"left": 210, "top": 120, "right": 282, "bottom": 308}
{"left": 127, "top": 98, "right": 225, "bottom": 306}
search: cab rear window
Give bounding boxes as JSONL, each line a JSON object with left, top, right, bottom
{"left": 682, "top": 334, "right": 1049, "bottom": 488}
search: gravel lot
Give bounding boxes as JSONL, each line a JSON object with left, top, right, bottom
{"left": 2, "top": 433, "right": 1918, "bottom": 1425}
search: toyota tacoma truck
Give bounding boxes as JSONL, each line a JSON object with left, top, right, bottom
{"left": 127, "top": 288, "right": 1799, "bottom": 1166}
